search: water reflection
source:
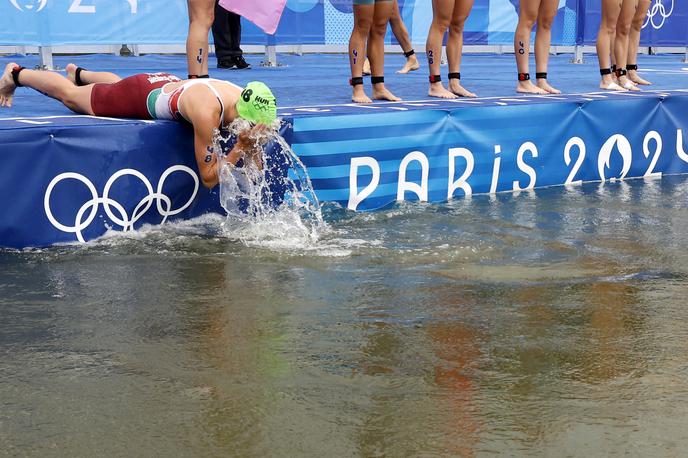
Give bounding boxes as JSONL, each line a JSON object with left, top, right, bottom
{"left": 1, "top": 176, "right": 688, "bottom": 455}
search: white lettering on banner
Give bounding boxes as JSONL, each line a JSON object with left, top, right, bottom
{"left": 642, "top": 130, "right": 663, "bottom": 178}
{"left": 490, "top": 145, "right": 502, "bottom": 194}
{"left": 513, "top": 142, "right": 538, "bottom": 191}
{"left": 677, "top": 129, "right": 688, "bottom": 163}
{"left": 348, "top": 157, "right": 380, "bottom": 210}
{"left": 44, "top": 166, "right": 198, "bottom": 243}
{"left": 346, "top": 129, "right": 684, "bottom": 209}
{"left": 598, "top": 134, "right": 632, "bottom": 182}
{"left": 397, "top": 151, "right": 429, "bottom": 202}
{"left": 564, "top": 136, "right": 586, "bottom": 186}
{"left": 448, "top": 147, "right": 474, "bottom": 199}
{"left": 9, "top": 0, "right": 47, "bottom": 12}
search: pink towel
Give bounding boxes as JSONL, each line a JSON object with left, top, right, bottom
{"left": 218, "top": 0, "right": 287, "bottom": 35}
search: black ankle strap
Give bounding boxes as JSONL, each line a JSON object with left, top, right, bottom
{"left": 536, "top": 72, "right": 547, "bottom": 80}
{"left": 615, "top": 68, "right": 627, "bottom": 77}
{"left": 626, "top": 64, "right": 638, "bottom": 71}
{"left": 11, "top": 65, "right": 24, "bottom": 87}
{"left": 187, "top": 74, "right": 209, "bottom": 79}
{"left": 403, "top": 49, "right": 415, "bottom": 58}
{"left": 448, "top": 72, "right": 460, "bottom": 80}
{"left": 75, "top": 67, "right": 86, "bottom": 86}
{"left": 371, "top": 76, "right": 384, "bottom": 84}
{"left": 429, "top": 74, "right": 441, "bottom": 83}
{"left": 518, "top": 73, "right": 530, "bottom": 81}
{"left": 611, "top": 64, "right": 617, "bottom": 74}
{"left": 600, "top": 68, "right": 612, "bottom": 76}
{"left": 349, "top": 77, "right": 363, "bottom": 86}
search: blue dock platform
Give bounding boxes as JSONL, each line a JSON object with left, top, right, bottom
{"left": 1, "top": 53, "right": 687, "bottom": 248}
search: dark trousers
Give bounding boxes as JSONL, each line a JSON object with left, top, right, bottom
{"left": 212, "top": 1, "right": 242, "bottom": 61}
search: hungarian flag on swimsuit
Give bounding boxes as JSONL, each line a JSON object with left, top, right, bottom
{"left": 218, "top": 0, "right": 287, "bottom": 35}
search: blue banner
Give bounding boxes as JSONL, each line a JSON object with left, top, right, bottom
{"left": 0, "top": 0, "right": 685, "bottom": 47}
{"left": 286, "top": 91, "right": 688, "bottom": 211}
{"left": 581, "top": 0, "right": 688, "bottom": 46}
{"left": 0, "top": 0, "right": 579, "bottom": 47}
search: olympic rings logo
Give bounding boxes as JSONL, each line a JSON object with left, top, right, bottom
{"left": 44, "top": 165, "right": 199, "bottom": 243}
{"left": 643, "top": 0, "right": 674, "bottom": 30}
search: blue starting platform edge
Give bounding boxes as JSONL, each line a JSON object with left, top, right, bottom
{"left": 1, "top": 53, "right": 688, "bottom": 248}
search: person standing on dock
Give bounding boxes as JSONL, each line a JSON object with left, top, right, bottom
{"left": 362, "top": 0, "right": 420, "bottom": 75}
{"left": 426, "top": 0, "right": 476, "bottom": 98}
{"left": 212, "top": 0, "right": 251, "bottom": 70}
{"left": 186, "top": 0, "right": 215, "bottom": 79}
{"left": 348, "top": 0, "right": 402, "bottom": 104}
{"left": 626, "top": 0, "right": 652, "bottom": 86}
{"left": 0, "top": 63, "right": 276, "bottom": 189}
{"left": 611, "top": 0, "right": 645, "bottom": 91}
{"left": 596, "top": 0, "right": 634, "bottom": 91}
{"left": 513, "top": 0, "right": 561, "bottom": 94}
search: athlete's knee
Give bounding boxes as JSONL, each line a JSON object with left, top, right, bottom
{"left": 449, "top": 20, "right": 466, "bottom": 36}
{"left": 60, "top": 87, "right": 83, "bottom": 111}
{"left": 190, "top": 14, "right": 213, "bottom": 31}
{"left": 353, "top": 16, "right": 373, "bottom": 34}
{"left": 370, "top": 18, "right": 389, "bottom": 37}
{"left": 616, "top": 20, "right": 632, "bottom": 36}
{"left": 537, "top": 15, "right": 554, "bottom": 31}
{"left": 432, "top": 12, "right": 452, "bottom": 30}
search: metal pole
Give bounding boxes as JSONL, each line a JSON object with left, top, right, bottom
{"left": 570, "top": 45, "right": 584, "bottom": 64}
{"left": 38, "top": 46, "right": 54, "bottom": 70}
{"left": 262, "top": 34, "right": 278, "bottom": 67}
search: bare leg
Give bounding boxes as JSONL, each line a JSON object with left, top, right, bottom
{"left": 389, "top": 0, "right": 420, "bottom": 73}
{"left": 628, "top": 0, "right": 651, "bottom": 85}
{"left": 427, "top": 0, "right": 457, "bottom": 98}
{"left": 65, "top": 63, "right": 121, "bottom": 85}
{"left": 515, "top": 0, "right": 547, "bottom": 94}
{"left": 370, "top": 1, "right": 401, "bottom": 101}
{"left": 0, "top": 63, "right": 94, "bottom": 114}
{"left": 349, "top": 4, "right": 374, "bottom": 103}
{"left": 534, "top": 0, "right": 561, "bottom": 93}
{"left": 615, "top": 0, "right": 640, "bottom": 90}
{"left": 597, "top": 0, "right": 626, "bottom": 90}
{"left": 447, "top": 0, "right": 476, "bottom": 97}
{"left": 186, "top": 0, "right": 215, "bottom": 77}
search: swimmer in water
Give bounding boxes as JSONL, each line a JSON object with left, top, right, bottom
{"left": 0, "top": 63, "right": 276, "bottom": 189}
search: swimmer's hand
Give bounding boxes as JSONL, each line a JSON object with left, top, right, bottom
{"left": 235, "top": 124, "right": 270, "bottom": 171}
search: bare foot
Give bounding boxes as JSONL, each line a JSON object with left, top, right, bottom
{"left": 599, "top": 79, "right": 628, "bottom": 91}
{"left": 397, "top": 56, "right": 420, "bottom": 74}
{"left": 536, "top": 79, "right": 561, "bottom": 94}
{"left": 628, "top": 71, "right": 651, "bottom": 85}
{"left": 0, "top": 62, "right": 18, "bottom": 108}
{"left": 516, "top": 80, "right": 547, "bottom": 94}
{"left": 448, "top": 79, "right": 477, "bottom": 98}
{"left": 428, "top": 82, "right": 458, "bottom": 99}
{"left": 352, "top": 85, "right": 372, "bottom": 104}
{"left": 372, "top": 84, "right": 401, "bottom": 102}
{"left": 618, "top": 76, "right": 640, "bottom": 91}
{"left": 65, "top": 63, "right": 78, "bottom": 85}
{"left": 362, "top": 58, "right": 371, "bottom": 76}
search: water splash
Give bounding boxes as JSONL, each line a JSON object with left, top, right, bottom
{"left": 214, "top": 119, "right": 327, "bottom": 249}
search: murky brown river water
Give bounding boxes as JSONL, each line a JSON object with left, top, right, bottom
{"left": 2, "top": 176, "right": 687, "bottom": 457}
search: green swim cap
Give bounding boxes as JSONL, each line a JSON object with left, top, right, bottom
{"left": 236, "top": 81, "right": 277, "bottom": 125}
